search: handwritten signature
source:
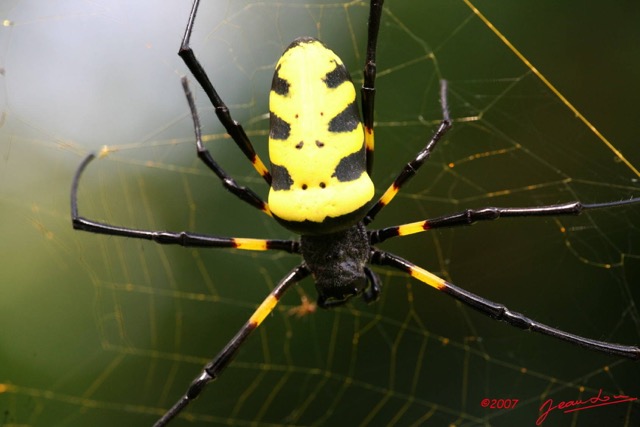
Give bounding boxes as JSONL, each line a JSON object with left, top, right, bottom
{"left": 536, "top": 389, "right": 637, "bottom": 425}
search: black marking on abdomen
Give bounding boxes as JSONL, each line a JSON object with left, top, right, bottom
{"left": 328, "top": 101, "right": 360, "bottom": 133}
{"left": 271, "top": 65, "right": 290, "bottom": 96}
{"left": 323, "top": 62, "right": 351, "bottom": 89}
{"left": 332, "top": 144, "right": 366, "bottom": 182}
{"left": 270, "top": 113, "right": 291, "bottom": 140}
{"left": 286, "top": 37, "right": 320, "bottom": 51}
{"left": 271, "top": 163, "right": 294, "bottom": 190}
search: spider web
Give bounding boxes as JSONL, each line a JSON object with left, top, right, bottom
{"left": 1, "top": 0, "right": 639, "bottom": 426}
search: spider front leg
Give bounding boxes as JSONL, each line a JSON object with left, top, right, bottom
{"left": 369, "top": 197, "right": 640, "bottom": 244}
{"left": 179, "top": 0, "right": 272, "bottom": 186}
{"left": 361, "top": 0, "right": 384, "bottom": 175}
{"left": 364, "top": 79, "right": 452, "bottom": 225}
{"left": 153, "top": 264, "right": 311, "bottom": 427}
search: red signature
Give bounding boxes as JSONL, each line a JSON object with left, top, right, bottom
{"left": 536, "top": 389, "right": 637, "bottom": 425}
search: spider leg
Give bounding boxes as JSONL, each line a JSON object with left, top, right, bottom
{"left": 361, "top": 0, "right": 384, "bottom": 175}
{"left": 153, "top": 264, "right": 311, "bottom": 427}
{"left": 369, "top": 198, "right": 640, "bottom": 244}
{"left": 71, "top": 153, "right": 298, "bottom": 253}
{"left": 371, "top": 249, "right": 640, "bottom": 360}
{"left": 182, "top": 77, "right": 270, "bottom": 216}
{"left": 179, "top": 0, "right": 271, "bottom": 185}
{"left": 364, "top": 80, "right": 451, "bottom": 225}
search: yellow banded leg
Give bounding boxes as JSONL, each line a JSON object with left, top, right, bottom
{"left": 179, "top": 0, "right": 273, "bottom": 189}
{"left": 182, "top": 77, "right": 272, "bottom": 216}
{"left": 364, "top": 80, "right": 451, "bottom": 224}
{"left": 369, "top": 199, "right": 640, "bottom": 246}
{"left": 153, "top": 265, "right": 310, "bottom": 427}
{"left": 71, "top": 153, "right": 294, "bottom": 252}
{"left": 364, "top": 125, "right": 375, "bottom": 174}
{"left": 368, "top": 219, "right": 430, "bottom": 245}
{"left": 361, "top": 0, "right": 384, "bottom": 175}
{"left": 252, "top": 156, "right": 272, "bottom": 184}
{"left": 371, "top": 250, "right": 640, "bottom": 360}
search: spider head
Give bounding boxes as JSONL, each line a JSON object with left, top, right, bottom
{"left": 300, "top": 222, "right": 371, "bottom": 308}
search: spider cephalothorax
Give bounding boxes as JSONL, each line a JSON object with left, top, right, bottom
{"left": 300, "top": 222, "right": 380, "bottom": 307}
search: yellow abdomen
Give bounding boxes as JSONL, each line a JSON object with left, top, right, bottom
{"left": 267, "top": 38, "right": 374, "bottom": 234}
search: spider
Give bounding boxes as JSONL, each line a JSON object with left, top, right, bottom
{"left": 70, "top": 0, "right": 640, "bottom": 425}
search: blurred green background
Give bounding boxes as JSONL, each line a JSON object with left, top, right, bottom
{"left": 1, "top": 1, "right": 639, "bottom": 426}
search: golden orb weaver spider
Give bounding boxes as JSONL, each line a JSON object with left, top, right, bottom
{"left": 70, "top": 0, "right": 640, "bottom": 425}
